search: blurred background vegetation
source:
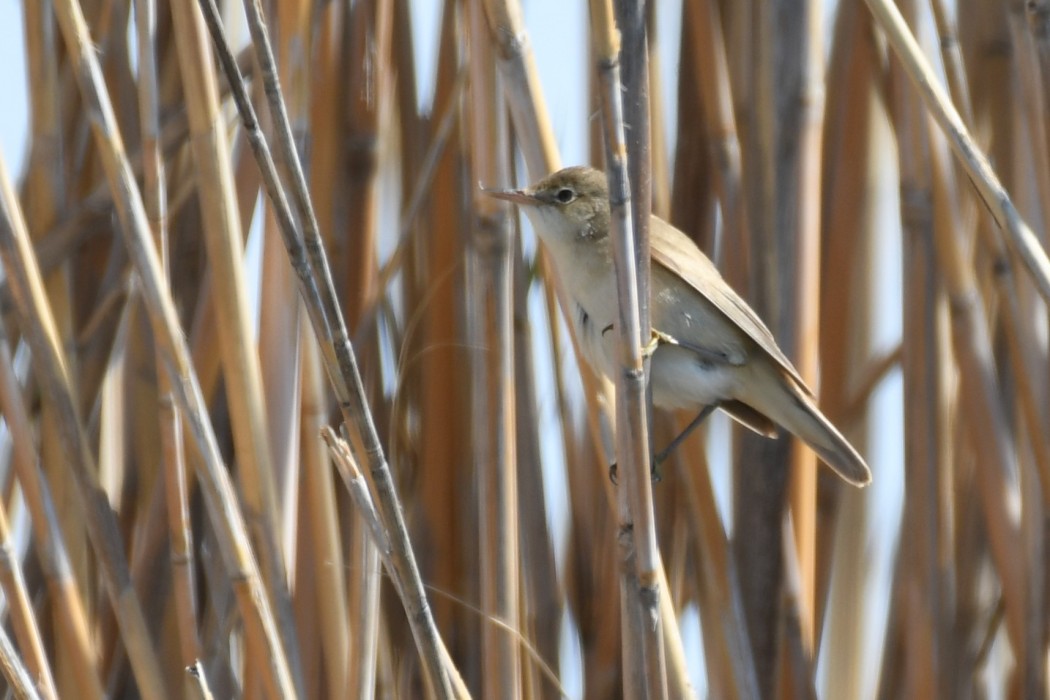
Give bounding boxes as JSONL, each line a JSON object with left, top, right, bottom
{"left": 0, "top": 0, "right": 1045, "bottom": 698}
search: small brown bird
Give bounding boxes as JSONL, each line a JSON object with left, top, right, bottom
{"left": 486, "top": 166, "right": 871, "bottom": 487}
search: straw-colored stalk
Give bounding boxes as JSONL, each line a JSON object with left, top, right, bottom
{"left": 588, "top": 1, "right": 667, "bottom": 698}
{"left": 166, "top": 2, "right": 300, "bottom": 689}
{"left": 195, "top": 1, "right": 465, "bottom": 695}
{"left": 468, "top": 0, "right": 522, "bottom": 696}
{"left": 864, "top": 0, "right": 1050, "bottom": 304}
{"left": 50, "top": 0, "right": 299, "bottom": 694}
{"left": 0, "top": 158, "right": 168, "bottom": 700}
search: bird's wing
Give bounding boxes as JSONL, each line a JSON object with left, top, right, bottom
{"left": 650, "top": 215, "right": 813, "bottom": 396}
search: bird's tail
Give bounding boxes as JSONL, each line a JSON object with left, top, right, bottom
{"left": 735, "top": 362, "right": 871, "bottom": 487}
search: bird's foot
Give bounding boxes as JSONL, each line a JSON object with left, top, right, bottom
{"left": 643, "top": 329, "right": 679, "bottom": 358}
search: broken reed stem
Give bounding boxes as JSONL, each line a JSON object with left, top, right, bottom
{"left": 50, "top": 0, "right": 298, "bottom": 695}
{"left": 195, "top": 1, "right": 465, "bottom": 696}
{"left": 588, "top": 1, "right": 667, "bottom": 698}
{"left": 864, "top": 0, "right": 1050, "bottom": 304}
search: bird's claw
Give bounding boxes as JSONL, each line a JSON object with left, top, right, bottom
{"left": 643, "top": 329, "right": 678, "bottom": 358}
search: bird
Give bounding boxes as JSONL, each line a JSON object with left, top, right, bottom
{"left": 485, "top": 165, "right": 871, "bottom": 487}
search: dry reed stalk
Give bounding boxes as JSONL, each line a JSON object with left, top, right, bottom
{"left": 166, "top": 2, "right": 301, "bottom": 690}
{"left": 864, "top": 0, "right": 1050, "bottom": 304}
{"left": 774, "top": 0, "right": 827, "bottom": 656}
{"left": 133, "top": 0, "right": 202, "bottom": 677}
{"left": 775, "top": 517, "right": 818, "bottom": 700}
{"left": 930, "top": 123, "right": 1033, "bottom": 686}
{"left": 298, "top": 327, "right": 352, "bottom": 696}
{"left": 670, "top": 418, "right": 758, "bottom": 699}
{"left": 0, "top": 491, "right": 57, "bottom": 700}
{"left": 644, "top": 1, "right": 669, "bottom": 220}
{"left": 341, "top": 0, "right": 391, "bottom": 329}
{"left": 1014, "top": 12, "right": 1050, "bottom": 271}
{"left": 510, "top": 235, "right": 565, "bottom": 697}
{"left": 0, "top": 315, "right": 103, "bottom": 699}
{"left": 260, "top": 0, "right": 311, "bottom": 581}
{"left": 22, "top": 3, "right": 91, "bottom": 662}
{"left": 0, "top": 620, "right": 43, "bottom": 700}
{"left": 886, "top": 6, "right": 950, "bottom": 696}
{"left": 0, "top": 158, "right": 168, "bottom": 700}
{"left": 733, "top": 1, "right": 792, "bottom": 690}
{"left": 482, "top": 0, "right": 562, "bottom": 177}
{"left": 483, "top": 0, "right": 613, "bottom": 484}
{"left": 669, "top": 7, "right": 715, "bottom": 254}
{"left": 50, "top": 0, "right": 299, "bottom": 694}
{"left": 468, "top": 0, "right": 522, "bottom": 696}
{"left": 196, "top": 1, "right": 465, "bottom": 695}
{"left": 1026, "top": 1, "right": 1050, "bottom": 189}
{"left": 588, "top": 2, "right": 667, "bottom": 698}
{"left": 331, "top": 2, "right": 386, "bottom": 688}
{"left": 685, "top": 0, "right": 748, "bottom": 280}
{"left": 614, "top": 0, "right": 652, "bottom": 326}
{"left": 814, "top": 6, "right": 880, "bottom": 692}
{"left": 413, "top": 0, "right": 469, "bottom": 669}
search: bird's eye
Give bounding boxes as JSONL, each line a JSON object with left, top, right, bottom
{"left": 555, "top": 188, "right": 575, "bottom": 203}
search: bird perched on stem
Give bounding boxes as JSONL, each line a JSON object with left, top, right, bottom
{"left": 485, "top": 165, "right": 871, "bottom": 487}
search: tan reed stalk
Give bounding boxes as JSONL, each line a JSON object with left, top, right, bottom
{"left": 409, "top": 0, "right": 468, "bottom": 668}
{"left": 468, "top": 1, "right": 522, "bottom": 696}
{"left": 1025, "top": 1, "right": 1050, "bottom": 185}
{"left": 644, "top": 1, "right": 670, "bottom": 220}
{"left": 685, "top": 0, "right": 749, "bottom": 281}
{"left": 864, "top": 0, "right": 1050, "bottom": 304}
{"left": 588, "top": 1, "right": 667, "bottom": 697}
{"left": 482, "top": 0, "right": 613, "bottom": 481}
{"left": 50, "top": 0, "right": 300, "bottom": 693}
{"left": 929, "top": 124, "right": 1032, "bottom": 684}
{"left": 0, "top": 488, "right": 57, "bottom": 699}
{"left": 195, "top": 2, "right": 465, "bottom": 694}
{"left": 511, "top": 235, "right": 565, "bottom": 697}
{"left": 773, "top": 0, "right": 827, "bottom": 656}
{"left": 733, "top": 1, "right": 791, "bottom": 690}
{"left": 482, "top": 0, "right": 562, "bottom": 177}
{"left": 670, "top": 419, "right": 759, "bottom": 699}
{"left": 614, "top": 0, "right": 652, "bottom": 327}
{"left": 307, "top": 0, "right": 346, "bottom": 256}
{"left": 341, "top": 0, "right": 391, "bottom": 328}
{"left": 563, "top": 433, "right": 622, "bottom": 697}
{"left": 0, "top": 316, "right": 103, "bottom": 699}
{"left": 22, "top": 0, "right": 90, "bottom": 647}
{"left": 261, "top": 0, "right": 311, "bottom": 584}
{"left": 133, "top": 0, "right": 202, "bottom": 675}
{"left": 0, "top": 620, "right": 43, "bottom": 700}
{"left": 814, "top": 5, "right": 880, "bottom": 692}
{"left": 885, "top": 6, "right": 950, "bottom": 695}
{"left": 669, "top": 7, "right": 715, "bottom": 254}
{"left": 166, "top": 2, "right": 301, "bottom": 690}
{"left": 1014, "top": 11, "right": 1050, "bottom": 266}
{"left": 336, "top": 2, "right": 389, "bottom": 691}
{"left": 298, "top": 327, "right": 351, "bottom": 696}
{"left": 775, "top": 518, "right": 818, "bottom": 700}
{"left": 0, "top": 157, "right": 169, "bottom": 700}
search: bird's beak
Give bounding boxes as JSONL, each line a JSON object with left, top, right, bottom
{"left": 480, "top": 184, "right": 536, "bottom": 207}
